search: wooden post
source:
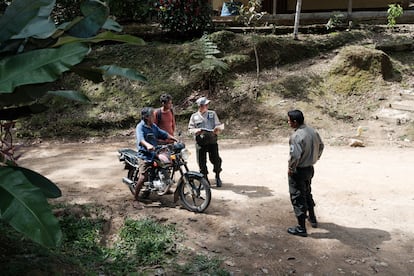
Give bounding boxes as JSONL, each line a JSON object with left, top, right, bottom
{"left": 348, "top": 0, "right": 353, "bottom": 17}
{"left": 273, "top": 0, "right": 276, "bottom": 15}
{"left": 347, "top": 0, "right": 353, "bottom": 28}
{"left": 293, "top": 0, "right": 302, "bottom": 40}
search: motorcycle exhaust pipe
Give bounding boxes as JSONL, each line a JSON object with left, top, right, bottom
{"left": 122, "top": 177, "right": 134, "bottom": 186}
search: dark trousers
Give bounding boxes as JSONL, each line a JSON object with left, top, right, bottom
{"left": 288, "top": 166, "right": 315, "bottom": 219}
{"left": 196, "top": 143, "right": 222, "bottom": 177}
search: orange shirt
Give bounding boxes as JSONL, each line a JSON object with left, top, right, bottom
{"left": 154, "top": 109, "right": 175, "bottom": 136}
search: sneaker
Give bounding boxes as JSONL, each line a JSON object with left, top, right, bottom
{"left": 287, "top": 225, "right": 307, "bottom": 237}
{"left": 308, "top": 217, "right": 318, "bottom": 228}
{"left": 215, "top": 177, "right": 222, "bottom": 187}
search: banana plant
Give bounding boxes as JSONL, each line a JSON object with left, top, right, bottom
{"left": 0, "top": 0, "right": 146, "bottom": 248}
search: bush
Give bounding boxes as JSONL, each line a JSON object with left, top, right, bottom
{"left": 387, "top": 4, "right": 403, "bottom": 27}
{"left": 52, "top": 0, "right": 83, "bottom": 23}
{"left": 52, "top": 0, "right": 154, "bottom": 24}
{"left": 108, "top": 0, "right": 155, "bottom": 23}
{"left": 154, "top": 0, "right": 213, "bottom": 34}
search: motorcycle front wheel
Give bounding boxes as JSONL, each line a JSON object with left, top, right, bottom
{"left": 178, "top": 175, "right": 211, "bottom": 213}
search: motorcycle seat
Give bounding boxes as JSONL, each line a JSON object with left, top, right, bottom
{"left": 118, "top": 148, "right": 139, "bottom": 165}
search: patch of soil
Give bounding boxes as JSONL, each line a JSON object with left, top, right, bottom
{"left": 19, "top": 136, "right": 414, "bottom": 275}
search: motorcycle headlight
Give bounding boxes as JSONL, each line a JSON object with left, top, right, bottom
{"left": 181, "top": 148, "right": 190, "bottom": 161}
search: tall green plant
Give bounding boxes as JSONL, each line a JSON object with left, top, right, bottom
{"left": 237, "top": 0, "right": 266, "bottom": 87}
{"left": 326, "top": 11, "right": 346, "bottom": 30}
{"left": 0, "top": 0, "right": 146, "bottom": 248}
{"left": 387, "top": 4, "right": 403, "bottom": 27}
{"left": 107, "top": 0, "right": 154, "bottom": 23}
{"left": 190, "top": 34, "right": 229, "bottom": 93}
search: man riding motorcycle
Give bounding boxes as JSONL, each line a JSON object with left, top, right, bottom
{"left": 133, "top": 107, "right": 178, "bottom": 209}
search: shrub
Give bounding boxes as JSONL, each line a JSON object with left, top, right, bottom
{"left": 154, "top": 0, "right": 213, "bottom": 34}
{"left": 52, "top": 0, "right": 154, "bottom": 24}
{"left": 387, "top": 4, "right": 403, "bottom": 27}
{"left": 52, "top": 0, "right": 83, "bottom": 23}
{"left": 107, "top": 0, "right": 155, "bottom": 23}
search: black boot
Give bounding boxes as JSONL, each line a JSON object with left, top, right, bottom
{"left": 308, "top": 208, "right": 318, "bottom": 228}
{"left": 215, "top": 172, "right": 222, "bottom": 187}
{"left": 287, "top": 215, "right": 307, "bottom": 237}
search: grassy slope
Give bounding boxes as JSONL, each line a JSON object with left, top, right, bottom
{"left": 19, "top": 25, "right": 414, "bottom": 143}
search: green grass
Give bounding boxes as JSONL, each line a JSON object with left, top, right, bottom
{"left": 0, "top": 204, "right": 229, "bottom": 275}
{"left": 177, "top": 254, "right": 231, "bottom": 275}
{"left": 111, "top": 218, "right": 179, "bottom": 267}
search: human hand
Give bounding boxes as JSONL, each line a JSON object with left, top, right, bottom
{"left": 214, "top": 124, "right": 224, "bottom": 134}
{"left": 195, "top": 128, "right": 203, "bottom": 135}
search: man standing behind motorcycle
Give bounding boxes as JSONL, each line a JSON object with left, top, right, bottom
{"left": 134, "top": 107, "right": 178, "bottom": 209}
{"left": 154, "top": 93, "right": 176, "bottom": 144}
{"left": 188, "top": 97, "right": 224, "bottom": 187}
{"left": 287, "top": 109, "right": 324, "bottom": 237}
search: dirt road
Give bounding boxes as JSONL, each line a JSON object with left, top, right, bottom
{"left": 19, "top": 138, "right": 414, "bottom": 275}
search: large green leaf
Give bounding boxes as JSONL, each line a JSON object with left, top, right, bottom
{"left": 67, "top": 0, "right": 109, "bottom": 38}
{"left": 8, "top": 166, "right": 62, "bottom": 198}
{"left": 0, "top": 43, "right": 90, "bottom": 93}
{"left": 0, "top": 167, "right": 62, "bottom": 248}
{"left": 0, "top": 81, "right": 90, "bottom": 108}
{"left": 100, "top": 65, "right": 147, "bottom": 82}
{"left": 102, "top": 18, "right": 123, "bottom": 32}
{"left": 52, "top": 31, "right": 145, "bottom": 47}
{"left": 0, "top": 0, "right": 56, "bottom": 43}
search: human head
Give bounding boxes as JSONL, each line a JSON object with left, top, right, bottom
{"left": 196, "top": 96, "right": 210, "bottom": 106}
{"left": 196, "top": 96, "right": 210, "bottom": 112}
{"left": 160, "top": 93, "right": 172, "bottom": 104}
{"left": 141, "top": 107, "right": 154, "bottom": 123}
{"left": 287, "top": 109, "right": 304, "bottom": 128}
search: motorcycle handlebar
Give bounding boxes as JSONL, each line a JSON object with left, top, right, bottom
{"left": 155, "top": 142, "right": 185, "bottom": 153}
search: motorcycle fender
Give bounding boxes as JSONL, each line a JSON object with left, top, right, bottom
{"left": 173, "top": 171, "right": 204, "bottom": 202}
{"left": 185, "top": 171, "right": 204, "bottom": 178}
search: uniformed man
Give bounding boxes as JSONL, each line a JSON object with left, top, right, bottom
{"left": 188, "top": 97, "right": 224, "bottom": 187}
{"left": 287, "top": 109, "right": 324, "bottom": 237}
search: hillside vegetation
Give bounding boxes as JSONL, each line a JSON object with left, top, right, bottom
{"left": 19, "top": 25, "right": 414, "bottom": 145}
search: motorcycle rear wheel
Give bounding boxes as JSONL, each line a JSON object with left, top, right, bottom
{"left": 178, "top": 175, "right": 211, "bottom": 213}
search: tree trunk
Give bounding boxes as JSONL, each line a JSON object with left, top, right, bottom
{"left": 293, "top": 0, "right": 302, "bottom": 40}
{"left": 253, "top": 42, "right": 260, "bottom": 84}
{"left": 348, "top": 0, "right": 353, "bottom": 18}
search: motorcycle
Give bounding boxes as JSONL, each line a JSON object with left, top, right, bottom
{"left": 118, "top": 142, "right": 211, "bottom": 213}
